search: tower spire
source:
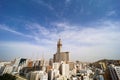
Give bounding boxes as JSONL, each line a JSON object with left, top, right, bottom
{"left": 57, "top": 38, "right": 62, "bottom": 53}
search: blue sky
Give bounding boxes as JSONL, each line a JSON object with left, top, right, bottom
{"left": 0, "top": 0, "right": 120, "bottom": 62}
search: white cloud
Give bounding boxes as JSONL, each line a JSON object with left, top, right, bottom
{"left": 52, "top": 22, "right": 77, "bottom": 30}
{"left": 26, "top": 23, "right": 50, "bottom": 36}
{"left": 0, "top": 24, "right": 33, "bottom": 38}
{"left": 0, "top": 20, "right": 120, "bottom": 62}
{"left": 25, "top": 20, "right": 120, "bottom": 62}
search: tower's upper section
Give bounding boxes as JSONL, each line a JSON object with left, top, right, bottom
{"left": 57, "top": 39, "right": 62, "bottom": 46}
{"left": 57, "top": 39, "right": 62, "bottom": 53}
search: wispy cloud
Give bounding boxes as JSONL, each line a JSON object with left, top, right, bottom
{"left": 26, "top": 23, "right": 50, "bottom": 36}
{"left": 24, "top": 20, "right": 120, "bottom": 45}
{"left": 1, "top": 20, "right": 120, "bottom": 62}
{"left": 106, "top": 10, "right": 117, "bottom": 16}
{"left": 31, "top": 0, "right": 69, "bottom": 20}
{"left": 32, "top": 0, "right": 54, "bottom": 11}
{"left": 25, "top": 23, "right": 52, "bottom": 43}
{"left": 0, "top": 24, "right": 33, "bottom": 38}
{"left": 65, "top": 0, "right": 71, "bottom": 3}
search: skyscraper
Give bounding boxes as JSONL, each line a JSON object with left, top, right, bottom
{"left": 53, "top": 39, "right": 69, "bottom": 63}
{"left": 57, "top": 39, "right": 62, "bottom": 53}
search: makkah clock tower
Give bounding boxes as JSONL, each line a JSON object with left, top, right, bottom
{"left": 53, "top": 39, "right": 69, "bottom": 63}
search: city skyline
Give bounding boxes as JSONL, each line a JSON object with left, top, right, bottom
{"left": 0, "top": 0, "right": 120, "bottom": 62}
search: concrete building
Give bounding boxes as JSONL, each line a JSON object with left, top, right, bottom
{"left": 53, "top": 39, "right": 69, "bottom": 63}
{"left": 48, "top": 69, "right": 60, "bottom": 80}
{"left": 29, "top": 71, "right": 48, "bottom": 80}
{"left": 52, "top": 63, "right": 60, "bottom": 70}
{"left": 68, "top": 62, "right": 75, "bottom": 71}
{"left": 59, "top": 63, "right": 70, "bottom": 78}
{"left": 99, "top": 62, "right": 107, "bottom": 71}
{"left": 25, "top": 59, "right": 33, "bottom": 68}
{"left": 49, "top": 58, "right": 53, "bottom": 67}
{"left": 12, "top": 58, "right": 27, "bottom": 72}
{"left": 114, "top": 66, "right": 120, "bottom": 80}
{"left": 0, "top": 62, "right": 11, "bottom": 74}
{"left": 33, "top": 59, "right": 46, "bottom": 71}
{"left": 2, "top": 65, "right": 13, "bottom": 74}
{"left": 109, "top": 64, "right": 120, "bottom": 80}
{"left": 56, "top": 76, "right": 67, "bottom": 80}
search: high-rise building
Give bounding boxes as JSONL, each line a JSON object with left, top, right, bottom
{"left": 108, "top": 64, "right": 120, "bottom": 80}
{"left": 53, "top": 39, "right": 69, "bottom": 63}
{"left": 48, "top": 69, "right": 60, "bottom": 80}
{"left": 59, "top": 62, "right": 70, "bottom": 78}
{"left": 52, "top": 63, "right": 60, "bottom": 70}
{"left": 49, "top": 58, "right": 53, "bottom": 67}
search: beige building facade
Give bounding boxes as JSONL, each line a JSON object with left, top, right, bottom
{"left": 53, "top": 39, "right": 69, "bottom": 63}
